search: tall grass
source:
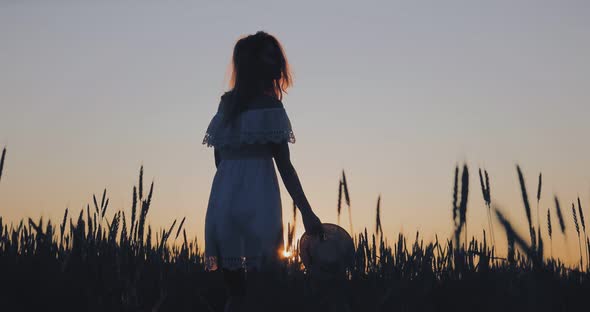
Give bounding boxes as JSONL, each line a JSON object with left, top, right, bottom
{"left": 342, "top": 170, "right": 353, "bottom": 235}
{"left": 478, "top": 168, "right": 494, "bottom": 245}
{"left": 516, "top": 165, "right": 536, "bottom": 251}
{"left": 375, "top": 194, "right": 382, "bottom": 237}
{"left": 547, "top": 207, "right": 553, "bottom": 258}
{"left": 452, "top": 164, "right": 469, "bottom": 249}
{"left": 1, "top": 161, "right": 589, "bottom": 311}
{"left": 572, "top": 202, "right": 583, "bottom": 269}
{"left": 537, "top": 173, "right": 542, "bottom": 230}
{"left": 554, "top": 196, "right": 567, "bottom": 235}
{"left": 337, "top": 179, "right": 343, "bottom": 225}
{"left": 577, "top": 197, "right": 587, "bottom": 270}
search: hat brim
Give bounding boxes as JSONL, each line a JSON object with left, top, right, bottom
{"left": 299, "top": 223, "right": 355, "bottom": 269}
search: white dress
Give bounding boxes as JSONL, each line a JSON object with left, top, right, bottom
{"left": 202, "top": 97, "right": 295, "bottom": 271}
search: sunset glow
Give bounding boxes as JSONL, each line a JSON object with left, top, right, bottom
{"left": 1, "top": 2, "right": 589, "bottom": 311}
{"left": 1, "top": 1, "right": 589, "bottom": 268}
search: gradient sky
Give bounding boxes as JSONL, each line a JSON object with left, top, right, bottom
{"left": 1, "top": 1, "right": 589, "bottom": 264}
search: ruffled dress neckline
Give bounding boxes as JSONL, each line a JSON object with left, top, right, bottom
{"left": 202, "top": 96, "right": 295, "bottom": 148}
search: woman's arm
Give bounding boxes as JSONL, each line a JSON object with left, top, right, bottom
{"left": 271, "top": 142, "right": 322, "bottom": 233}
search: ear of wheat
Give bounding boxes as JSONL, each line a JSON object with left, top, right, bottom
{"left": 479, "top": 168, "right": 495, "bottom": 245}
{"left": 139, "top": 165, "right": 144, "bottom": 201}
{"left": 536, "top": 173, "right": 542, "bottom": 238}
{"left": 337, "top": 180, "right": 343, "bottom": 224}
{"left": 485, "top": 170, "right": 494, "bottom": 244}
{"left": 460, "top": 164, "right": 469, "bottom": 244}
{"left": 578, "top": 197, "right": 586, "bottom": 233}
{"left": 516, "top": 165, "right": 536, "bottom": 250}
{"left": 484, "top": 170, "right": 491, "bottom": 202}
{"left": 536, "top": 173, "right": 542, "bottom": 203}
{"left": 478, "top": 168, "right": 486, "bottom": 200}
{"left": 342, "top": 170, "right": 353, "bottom": 234}
{"left": 131, "top": 186, "right": 138, "bottom": 242}
{"left": 547, "top": 208, "right": 553, "bottom": 238}
{"left": 60, "top": 208, "right": 68, "bottom": 248}
{"left": 452, "top": 165, "right": 459, "bottom": 227}
{"left": 342, "top": 170, "right": 350, "bottom": 206}
{"left": 0, "top": 147, "right": 6, "bottom": 182}
{"left": 554, "top": 196, "right": 567, "bottom": 234}
{"left": 572, "top": 202, "right": 579, "bottom": 235}
{"left": 578, "top": 197, "right": 588, "bottom": 271}
{"left": 120, "top": 210, "right": 127, "bottom": 245}
{"left": 452, "top": 164, "right": 469, "bottom": 249}
{"left": 375, "top": 194, "right": 382, "bottom": 237}
{"left": 573, "top": 202, "right": 583, "bottom": 269}
{"left": 547, "top": 207, "right": 553, "bottom": 258}
{"left": 535, "top": 173, "right": 543, "bottom": 259}
{"left": 175, "top": 216, "right": 186, "bottom": 240}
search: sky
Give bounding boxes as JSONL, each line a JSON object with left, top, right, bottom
{"left": 1, "top": 0, "right": 589, "bottom": 265}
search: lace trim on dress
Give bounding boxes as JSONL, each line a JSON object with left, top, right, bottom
{"left": 206, "top": 256, "right": 247, "bottom": 271}
{"left": 202, "top": 108, "right": 296, "bottom": 148}
{"left": 205, "top": 255, "right": 275, "bottom": 271}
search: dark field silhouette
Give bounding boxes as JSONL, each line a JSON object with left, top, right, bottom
{"left": 0, "top": 147, "right": 589, "bottom": 311}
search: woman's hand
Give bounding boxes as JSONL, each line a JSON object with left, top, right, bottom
{"left": 302, "top": 211, "right": 322, "bottom": 235}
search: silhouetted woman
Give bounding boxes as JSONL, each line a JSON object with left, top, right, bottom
{"left": 203, "top": 31, "right": 322, "bottom": 311}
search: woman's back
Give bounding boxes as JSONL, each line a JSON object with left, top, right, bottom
{"left": 203, "top": 93, "right": 295, "bottom": 271}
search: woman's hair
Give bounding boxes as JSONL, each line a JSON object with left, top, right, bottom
{"left": 223, "top": 31, "right": 292, "bottom": 122}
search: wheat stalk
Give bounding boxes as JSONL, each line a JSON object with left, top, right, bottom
{"left": 479, "top": 168, "right": 494, "bottom": 245}
{"left": 554, "top": 196, "right": 567, "bottom": 235}
{"left": 536, "top": 173, "right": 542, "bottom": 222}
{"left": 59, "top": 208, "right": 68, "bottom": 248}
{"left": 485, "top": 170, "right": 495, "bottom": 246}
{"left": 535, "top": 173, "right": 543, "bottom": 259}
{"left": 536, "top": 173, "right": 542, "bottom": 235}
{"left": 175, "top": 216, "right": 186, "bottom": 240}
{"left": 337, "top": 180, "right": 343, "bottom": 225}
{"left": 459, "top": 164, "right": 469, "bottom": 246}
{"left": 494, "top": 206, "right": 537, "bottom": 265}
{"left": 120, "top": 210, "right": 127, "bottom": 245}
{"left": 131, "top": 186, "right": 138, "bottom": 242}
{"left": 375, "top": 194, "right": 382, "bottom": 237}
{"left": 516, "top": 165, "right": 536, "bottom": 251}
{"left": 2, "top": 162, "right": 589, "bottom": 309}
{"left": 139, "top": 165, "right": 144, "bottom": 201}
{"left": 342, "top": 170, "right": 353, "bottom": 234}
{"left": 0, "top": 147, "right": 6, "bottom": 183}
{"left": 452, "top": 164, "right": 469, "bottom": 249}
{"left": 547, "top": 207, "right": 553, "bottom": 259}
{"left": 577, "top": 196, "right": 587, "bottom": 269}
{"left": 572, "top": 202, "right": 582, "bottom": 269}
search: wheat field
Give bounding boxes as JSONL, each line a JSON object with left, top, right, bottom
{"left": 0, "top": 147, "right": 588, "bottom": 311}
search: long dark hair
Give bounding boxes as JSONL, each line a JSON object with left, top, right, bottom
{"left": 223, "top": 31, "right": 292, "bottom": 122}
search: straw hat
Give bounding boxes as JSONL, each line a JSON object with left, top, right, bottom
{"left": 299, "top": 223, "right": 355, "bottom": 274}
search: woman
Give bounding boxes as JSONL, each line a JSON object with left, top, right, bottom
{"left": 202, "top": 31, "right": 322, "bottom": 310}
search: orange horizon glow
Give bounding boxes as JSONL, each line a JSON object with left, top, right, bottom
{"left": 1, "top": 2, "right": 590, "bottom": 268}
